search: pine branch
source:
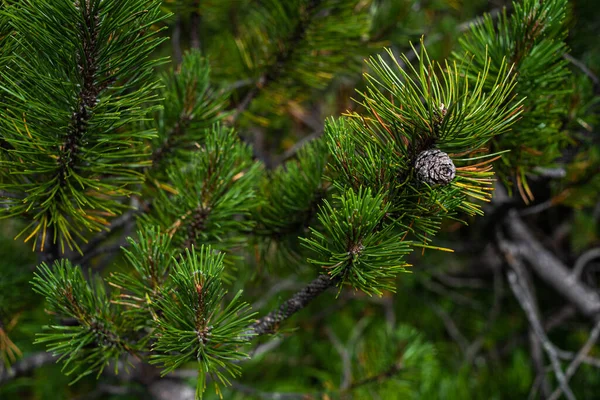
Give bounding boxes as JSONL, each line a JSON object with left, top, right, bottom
{"left": 0, "top": 0, "right": 168, "bottom": 252}
{"left": 455, "top": 0, "right": 571, "bottom": 200}
{"left": 148, "top": 51, "right": 230, "bottom": 175}
{"left": 151, "top": 112, "right": 194, "bottom": 166}
{"left": 143, "top": 125, "right": 262, "bottom": 253}
{"left": 57, "top": 0, "right": 103, "bottom": 186}
{"left": 250, "top": 274, "right": 338, "bottom": 335}
{"left": 233, "top": 0, "right": 324, "bottom": 120}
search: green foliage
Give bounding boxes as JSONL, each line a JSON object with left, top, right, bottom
{"left": 150, "top": 246, "right": 255, "bottom": 399}
{"left": 205, "top": 0, "right": 372, "bottom": 129}
{"left": 30, "top": 240, "right": 257, "bottom": 399}
{"left": 253, "top": 138, "right": 330, "bottom": 265}
{"left": 0, "top": 231, "right": 36, "bottom": 367}
{"left": 455, "top": 0, "right": 571, "bottom": 200}
{"left": 0, "top": 0, "right": 169, "bottom": 252}
{"left": 353, "top": 324, "right": 442, "bottom": 399}
{"left": 141, "top": 124, "right": 263, "bottom": 252}
{"left": 302, "top": 188, "right": 411, "bottom": 295}
{"left": 325, "top": 43, "right": 521, "bottom": 244}
{"left": 256, "top": 139, "right": 329, "bottom": 237}
{"left": 108, "top": 226, "right": 177, "bottom": 327}
{"left": 31, "top": 260, "right": 131, "bottom": 382}
{"left": 231, "top": 0, "right": 370, "bottom": 87}
{"left": 150, "top": 50, "right": 230, "bottom": 176}
{"left": 2, "top": 0, "right": 596, "bottom": 398}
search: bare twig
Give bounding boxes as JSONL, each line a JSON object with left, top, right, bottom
{"left": 499, "top": 229, "right": 575, "bottom": 399}
{"left": 506, "top": 210, "right": 600, "bottom": 319}
{"left": 326, "top": 328, "right": 352, "bottom": 391}
{"left": 507, "top": 271, "right": 576, "bottom": 400}
{"left": 563, "top": 53, "right": 599, "bottom": 86}
{"left": 529, "top": 330, "right": 552, "bottom": 398}
{"left": 549, "top": 320, "right": 600, "bottom": 400}
{"left": 428, "top": 302, "right": 469, "bottom": 354}
{"left": 555, "top": 348, "right": 600, "bottom": 369}
{"left": 572, "top": 248, "right": 600, "bottom": 281}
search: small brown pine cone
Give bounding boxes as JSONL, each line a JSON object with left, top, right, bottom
{"left": 414, "top": 149, "right": 456, "bottom": 186}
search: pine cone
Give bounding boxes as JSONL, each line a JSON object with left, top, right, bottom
{"left": 414, "top": 149, "right": 456, "bottom": 186}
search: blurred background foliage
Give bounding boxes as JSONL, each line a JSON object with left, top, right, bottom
{"left": 1, "top": 0, "right": 599, "bottom": 398}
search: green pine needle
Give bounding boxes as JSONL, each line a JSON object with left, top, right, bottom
{"left": 150, "top": 246, "right": 256, "bottom": 399}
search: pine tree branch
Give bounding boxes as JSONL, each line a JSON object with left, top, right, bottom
{"left": 182, "top": 205, "right": 210, "bottom": 250}
{"left": 151, "top": 112, "right": 194, "bottom": 166}
{"left": 250, "top": 274, "right": 338, "bottom": 336}
{"left": 58, "top": 2, "right": 104, "bottom": 185}
{"left": 233, "top": 0, "right": 324, "bottom": 121}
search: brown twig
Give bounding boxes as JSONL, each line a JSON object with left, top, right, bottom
{"left": 250, "top": 274, "right": 338, "bottom": 336}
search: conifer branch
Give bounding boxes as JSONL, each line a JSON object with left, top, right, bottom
{"left": 234, "top": 0, "right": 324, "bottom": 119}
{"left": 151, "top": 112, "right": 194, "bottom": 166}
{"left": 149, "top": 52, "right": 229, "bottom": 174}
{"left": 250, "top": 274, "right": 338, "bottom": 335}
{"left": 58, "top": 1, "right": 102, "bottom": 185}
